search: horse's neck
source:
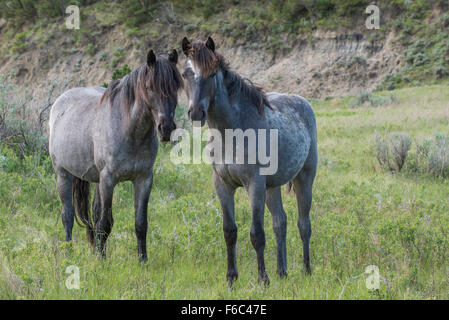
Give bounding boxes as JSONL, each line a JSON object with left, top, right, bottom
{"left": 124, "top": 102, "right": 155, "bottom": 141}
{"left": 207, "top": 72, "right": 241, "bottom": 131}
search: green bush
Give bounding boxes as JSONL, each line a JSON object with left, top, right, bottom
{"left": 112, "top": 64, "right": 131, "bottom": 81}
{"left": 0, "top": 75, "right": 48, "bottom": 158}
{"left": 350, "top": 91, "right": 397, "bottom": 108}
{"left": 405, "top": 40, "right": 427, "bottom": 64}
{"left": 414, "top": 133, "right": 449, "bottom": 177}
{"left": 111, "top": 48, "right": 126, "bottom": 68}
{"left": 434, "top": 66, "right": 449, "bottom": 79}
{"left": 11, "top": 32, "right": 29, "bottom": 53}
{"left": 183, "top": 24, "right": 198, "bottom": 33}
{"left": 412, "top": 53, "right": 429, "bottom": 67}
{"left": 120, "top": 0, "right": 158, "bottom": 28}
{"left": 85, "top": 43, "right": 95, "bottom": 56}
{"left": 377, "top": 74, "right": 400, "bottom": 91}
{"left": 0, "top": 0, "right": 37, "bottom": 26}
{"left": 375, "top": 131, "right": 411, "bottom": 173}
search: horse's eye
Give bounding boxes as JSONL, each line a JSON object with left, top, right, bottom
{"left": 181, "top": 72, "right": 187, "bottom": 79}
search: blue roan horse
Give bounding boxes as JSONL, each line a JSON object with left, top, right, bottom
{"left": 49, "top": 49, "right": 183, "bottom": 261}
{"left": 181, "top": 37, "right": 318, "bottom": 286}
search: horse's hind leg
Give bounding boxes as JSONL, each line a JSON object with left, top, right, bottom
{"left": 213, "top": 172, "right": 238, "bottom": 287}
{"left": 95, "top": 170, "right": 116, "bottom": 257}
{"left": 56, "top": 170, "right": 75, "bottom": 241}
{"left": 248, "top": 175, "right": 269, "bottom": 285}
{"left": 266, "top": 187, "right": 287, "bottom": 277}
{"left": 92, "top": 184, "right": 101, "bottom": 228}
{"left": 292, "top": 166, "right": 316, "bottom": 274}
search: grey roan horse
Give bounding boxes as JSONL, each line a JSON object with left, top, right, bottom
{"left": 49, "top": 49, "right": 183, "bottom": 261}
{"left": 181, "top": 37, "right": 317, "bottom": 286}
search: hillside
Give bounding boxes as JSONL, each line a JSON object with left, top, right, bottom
{"left": 1, "top": 1, "right": 449, "bottom": 300}
{"left": 0, "top": 0, "right": 448, "bottom": 106}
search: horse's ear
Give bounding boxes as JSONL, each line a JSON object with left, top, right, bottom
{"left": 206, "top": 36, "right": 215, "bottom": 52}
{"left": 169, "top": 49, "right": 178, "bottom": 64}
{"left": 147, "top": 49, "right": 156, "bottom": 67}
{"left": 182, "top": 37, "right": 191, "bottom": 56}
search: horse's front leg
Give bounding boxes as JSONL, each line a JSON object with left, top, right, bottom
{"left": 213, "top": 171, "right": 238, "bottom": 287}
{"left": 248, "top": 175, "right": 269, "bottom": 285}
{"left": 133, "top": 175, "right": 153, "bottom": 262}
{"left": 96, "top": 170, "right": 116, "bottom": 258}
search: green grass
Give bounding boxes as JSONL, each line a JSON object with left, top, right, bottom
{"left": 0, "top": 85, "right": 448, "bottom": 299}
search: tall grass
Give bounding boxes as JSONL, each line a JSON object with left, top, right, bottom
{"left": 0, "top": 84, "right": 448, "bottom": 299}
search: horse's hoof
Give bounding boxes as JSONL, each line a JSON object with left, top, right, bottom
{"left": 96, "top": 253, "right": 106, "bottom": 260}
{"left": 227, "top": 273, "right": 238, "bottom": 288}
{"left": 278, "top": 270, "right": 288, "bottom": 278}
{"left": 139, "top": 256, "right": 148, "bottom": 263}
{"left": 95, "top": 248, "right": 106, "bottom": 259}
{"left": 305, "top": 266, "right": 312, "bottom": 275}
{"left": 259, "top": 275, "right": 270, "bottom": 286}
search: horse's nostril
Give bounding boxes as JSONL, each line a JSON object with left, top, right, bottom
{"left": 201, "top": 110, "right": 206, "bottom": 120}
{"left": 157, "top": 123, "right": 162, "bottom": 133}
{"left": 188, "top": 109, "right": 192, "bottom": 118}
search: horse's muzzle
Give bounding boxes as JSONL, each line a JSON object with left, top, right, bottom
{"left": 188, "top": 106, "right": 206, "bottom": 126}
{"left": 158, "top": 121, "right": 176, "bottom": 142}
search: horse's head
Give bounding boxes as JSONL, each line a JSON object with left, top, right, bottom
{"left": 146, "top": 49, "right": 183, "bottom": 141}
{"left": 181, "top": 37, "right": 219, "bottom": 127}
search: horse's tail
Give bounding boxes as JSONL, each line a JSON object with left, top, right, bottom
{"left": 72, "top": 177, "right": 95, "bottom": 246}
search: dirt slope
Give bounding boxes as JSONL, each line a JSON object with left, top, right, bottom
{"left": 0, "top": 15, "right": 410, "bottom": 104}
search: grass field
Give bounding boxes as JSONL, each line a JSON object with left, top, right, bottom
{"left": 0, "top": 85, "right": 448, "bottom": 299}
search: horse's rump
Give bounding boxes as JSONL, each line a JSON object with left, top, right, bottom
{"left": 49, "top": 87, "right": 104, "bottom": 181}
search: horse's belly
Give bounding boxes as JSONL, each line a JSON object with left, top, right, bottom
{"left": 50, "top": 137, "right": 98, "bottom": 181}
{"left": 265, "top": 126, "right": 310, "bottom": 187}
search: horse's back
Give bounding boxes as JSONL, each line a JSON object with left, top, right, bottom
{"left": 50, "top": 87, "right": 105, "bottom": 126}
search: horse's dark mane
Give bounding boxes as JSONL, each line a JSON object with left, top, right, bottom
{"left": 188, "top": 40, "right": 272, "bottom": 116}
{"left": 225, "top": 70, "right": 272, "bottom": 117}
{"left": 100, "top": 56, "right": 183, "bottom": 115}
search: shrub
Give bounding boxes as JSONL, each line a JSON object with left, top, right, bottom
{"left": 11, "top": 32, "right": 28, "bottom": 53}
{"left": 415, "top": 133, "right": 449, "bottom": 177}
{"left": 405, "top": 40, "right": 427, "bottom": 64}
{"left": 111, "top": 48, "right": 126, "bottom": 68}
{"left": 350, "top": 91, "right": 397, "bottom": 108}
{"left": 183, "top": 24, "right": 198, "bottom": 33}
{"left": 85, "top": 43, "right": 95, "bottom": 56}
{"left": 120, "top": 0, "right": 157, "bottom": 28}
{"left": 0, "top": 75, "right": 51, "bottom": 158}
{"left": 98, "top": 53, "right": 107, "bottom": 62}
{"left": 434, "top": 66, "right": 449, "bottom": 79}
{"left": 347, "top": 55, "right": 368, "bottom": 68}
{"left": 375, "top": 132, "right": 411, "bottom": 173}
{"left": 112, "top": 64, "right": 131, "bottom": 81}
{"left": 440, "top": 14, "right": 449, "bottom": 28}
{"left": 412, "top": 53, "right": 429, "bottom": 67}
{"left": 376, "top": 74, "right": 398, "bottom": 91}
